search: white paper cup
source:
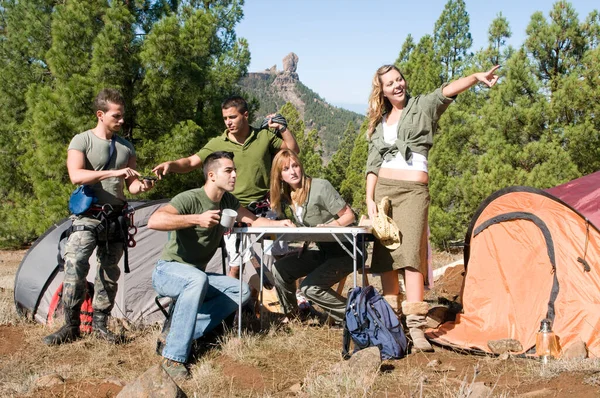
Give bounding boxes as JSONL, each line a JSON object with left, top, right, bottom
{"left": 220, "top": 209, "right": 237, "bottom": 229}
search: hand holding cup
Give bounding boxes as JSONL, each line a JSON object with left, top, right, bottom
{"left": 220, "top": 209, "right": 238, "bottom": 229}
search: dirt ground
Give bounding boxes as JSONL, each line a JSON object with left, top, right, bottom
{"left": 2, "top": 249, "right": 600, "bottom": 397}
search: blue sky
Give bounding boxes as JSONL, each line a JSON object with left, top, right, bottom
{"left": 236, "top": 0, "right": 597, "bottom": 113}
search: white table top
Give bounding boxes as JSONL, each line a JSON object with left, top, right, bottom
{"left": 232, "top": 226, "right": 373, "bottom": 243}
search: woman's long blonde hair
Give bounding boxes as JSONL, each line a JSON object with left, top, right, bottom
{"left": 270, "top": 149, "right": 312, "bottom": 217}
{"left": 366, "top": 64, "right": 405, "bottom": 139}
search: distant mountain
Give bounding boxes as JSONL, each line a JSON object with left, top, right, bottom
{"left": 237, "top": 53, "right": 364, "bottom": 158}
{"left": 332, "top": 102, "right": 367, "bottom": 115}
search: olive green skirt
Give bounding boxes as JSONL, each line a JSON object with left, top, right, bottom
{"left": 370, "top": 178, "right": 429, "bottom": 281}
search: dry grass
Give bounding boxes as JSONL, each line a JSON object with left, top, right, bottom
{"left": 2, "top": 249, "right": 600, "bottom": 397}
{"left": 0, "top": 249, "right": 25, "bottom": 326}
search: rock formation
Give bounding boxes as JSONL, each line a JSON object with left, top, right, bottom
{"left": 282, "top": 52, "right": 299, "bottom": 73}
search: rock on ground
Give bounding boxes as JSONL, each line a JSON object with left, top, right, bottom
{"left": 116, "top": 365, "right": 186, "bottom": 398}
{"left": 34, "top": 373, "right": 64, "bottom": 388}
{"left": 487, "top": 339, "right": 523, "bottom": 354}
{"left": 561, "top": 340, "right": 587, "bottom": 360}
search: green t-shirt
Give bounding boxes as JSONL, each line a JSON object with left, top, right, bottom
{"left": 68, "top": 130, "right": 136, "bottom": 206}
{"left": 293, "top": 178, "right": 347, "bottom": 227}
{"left": 197, "top": 127, "right": 282, "bottom": 206}
{"left": 159, "top": 188, "right": 240, "bottom": 268}
{"left": 291, "top": 178, "right": 350, "bottom": 254}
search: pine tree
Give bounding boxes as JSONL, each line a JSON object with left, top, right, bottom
{"left": 0, "top": 0, "right": 249, "bottom": 247}
{"left": 429, "top": 48, "right": 580, "bottom": 248}
{"left": 395, "top": 34, "right": 415, "bottom": 67}
{"left": 486, "top": 13, "right": 512, "bottom": 65}
{"left": 299, "top": 129, "right": 325, "bottom": 179}
{"left": 582, "top": 10, "right": 600, "bottom": 50}
{"left": 401, "top": 35, "right": 442, "bottom": 96}
{"left": 551, "top": 46, "right": 600, "bottom": 174}
{"left": 525, "top": 1, "right": 586, "bottom": 91}
{"left": 324, "top": 122, "right": 358, "bottom": 192}
{"left": 433, "top": 0, "right": 473, "bottom": 80}
{"left": 278, "top": 102, "right": 323, "bottom": 178}
{"left": 340, "top": 120, "right": 369, "bottom": 215}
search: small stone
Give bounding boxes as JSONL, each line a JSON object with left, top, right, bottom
{"left": 469, "top": 381, "right": 492, "bottom": 398}
{"left": 341, "top": 346, "right": 381, "bottom": 391}
{"left": 426, "top": 359, "right": 441, "bottom": 368}
{"left": 561, "top": 340, "right": 587, "bottom": 360}
{"left": 487, "top": 339, "right": 523, "bottom": 354}
{"left": 347, "top": 346, "right": 382, "bottom": 374}
{"left": 288, "top": 382, "right": 302, "bottom": 393}
{"left": 34, "top": 373, "right": 64, "bottom": 388}
{"left": 439, "top": 365, "right": 456, "bottom": 372}
{"left": 117, "top": 365, "right": 186, "bottom": 398}
{"left": 103, "top": 376, "right": 125, "bottom": 387}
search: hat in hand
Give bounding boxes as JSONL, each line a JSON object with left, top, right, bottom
{"left": 372, "top": 196, "right": 400, "bottom": 250}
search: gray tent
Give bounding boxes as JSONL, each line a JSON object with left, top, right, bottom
{"left": 14, "top": 200, "right": 170, "bottom": 326}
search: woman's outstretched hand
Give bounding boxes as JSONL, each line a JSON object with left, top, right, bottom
{"left": 474, "top": 65, "right": 500, "bottom": 88}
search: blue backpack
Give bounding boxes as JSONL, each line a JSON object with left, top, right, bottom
{"left": 342, "top": 286, "right": 407, "bottom": 360}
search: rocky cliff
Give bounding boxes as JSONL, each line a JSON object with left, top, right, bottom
{"left": 238, "top": 52, "right": 363, "bottom": 156}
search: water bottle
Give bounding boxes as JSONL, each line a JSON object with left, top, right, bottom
{"left": 535, "top": 318, "right": 560, "bottom": 364}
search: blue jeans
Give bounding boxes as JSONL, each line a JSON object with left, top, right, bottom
{"left": 152, "top": 260, "right": 251, "bottom": 363}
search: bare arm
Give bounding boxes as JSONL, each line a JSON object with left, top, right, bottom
{"left": 279, "top": 128, "right": 300, "bottom": 154}
{"left": 67, "top": 149, "right": 140, "bottom": 185}
{"left": 442, "top": 65, "right": 500, "bottom": 98}
{"left": 366, "top": 172, "right": 378, "bottom": 221}
{"left": 148, "top": 204, "right": 221, "bottom": 231}
{"left": 152, "top": 153, "right": 203, "bottom": 179}
{"left": 318, "top": 204, "right": 355, "bottom": 227}
{"left": 237, "top": 206, "right": 295, "bottom": 227}
{"left": 267, "top": 113, "right": 300, "bottom": 154}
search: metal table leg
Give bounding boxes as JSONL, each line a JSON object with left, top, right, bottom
{"left": 238, "top": 235, "right": 244, "bottom": 338}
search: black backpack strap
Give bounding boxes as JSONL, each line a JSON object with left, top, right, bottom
{"left": 102, "top": 135, "right": 117, "bottom": 170}
{"left": 57, "top": 224, "right": 73, "bottom": 272}
{"left": 342, "top": 319, "right": 352, "bottom": 360}
{"left": 220, "top": 237, "right": 227, "bottom": 275}
{"left": 117, "top": 215, "right": 130, "bottom": 274}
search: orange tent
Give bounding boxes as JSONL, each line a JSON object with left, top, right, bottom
{"left": 428, "top": 172, "right": 600, "bottom": 357}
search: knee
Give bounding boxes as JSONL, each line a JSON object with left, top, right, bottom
{"left": 63, "top": 259, "right": 88, "bottom": 284}
{"left": 186, "top": 271, "right": 208, "bottom": 288}
{"left": 300, "top": 283, "right": 318, "bottom": 300}
{"left": 101, "top": 264, "right": 121, "bottom": 283}
{"left": 272, "top": 262, "right": 292, "bottom": 284}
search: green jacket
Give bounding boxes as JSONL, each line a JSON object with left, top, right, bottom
{"left": 366, "top": 84, "right": 455, "bottom": 176}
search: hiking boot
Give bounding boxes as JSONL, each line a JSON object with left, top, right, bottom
{"left": 43, "top": 308, "right": 81, "bottom": 346}
{"left": 403, "top": 301, "right": 434, "bottom": 353}
{"left": 161, "top": 357, "right": 190, "bottom": 381}
{"left": 92, "top": 311, "right": 122, "bottom": 344}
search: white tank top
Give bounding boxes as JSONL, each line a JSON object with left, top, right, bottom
{"left": 381, "top": 117, "right": 428, "bottom": 172}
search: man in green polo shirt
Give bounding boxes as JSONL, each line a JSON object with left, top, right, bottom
{"left": 152, "top": 96, "right": 299, "bottom": 278}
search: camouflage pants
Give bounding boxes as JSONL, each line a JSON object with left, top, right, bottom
{"left": 62, "top": 216, "right": 124, "bottom": 312}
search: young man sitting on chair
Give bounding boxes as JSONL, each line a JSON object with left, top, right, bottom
{"left": 148, "top": 151, "right": 293, "bottom": 380}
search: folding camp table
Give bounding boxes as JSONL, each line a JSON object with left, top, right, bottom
{"left": 232, "top": 225, "right": 373, "bottom": 337}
